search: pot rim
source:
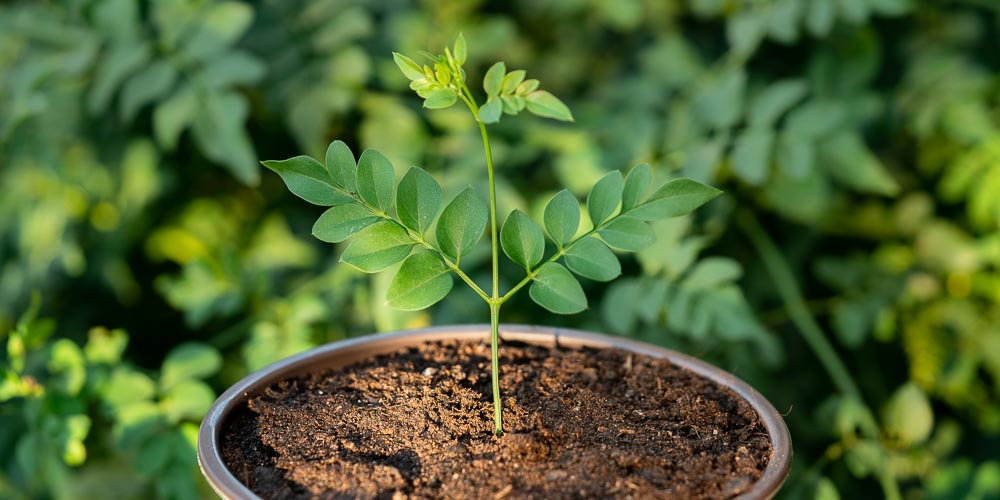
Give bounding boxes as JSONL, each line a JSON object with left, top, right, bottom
{"left": 198, "top": 324, "right": 792, "bottom": 499}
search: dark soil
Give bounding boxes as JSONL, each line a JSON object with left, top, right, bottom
{"left": 221, "top": 340, "right": 772, "bottom": 499}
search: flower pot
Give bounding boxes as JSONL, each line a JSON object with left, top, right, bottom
{"left": 198, "top": 324, "right": 791, "bottom": 499}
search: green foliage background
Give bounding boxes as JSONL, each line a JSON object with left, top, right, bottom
{"left": 1, "top": 0, "right": 999, "bottom": 498}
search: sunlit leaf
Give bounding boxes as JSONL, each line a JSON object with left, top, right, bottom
{"left": 525, "top": 90, "right": 574, "bottom": 122}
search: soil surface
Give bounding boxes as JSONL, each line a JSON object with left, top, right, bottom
{"left": 221, "top": 340, "right": 772, "bottom": 499}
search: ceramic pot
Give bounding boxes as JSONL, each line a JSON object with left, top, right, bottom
{"left": 198, "top": 324, "right": 792, "bottom": 499}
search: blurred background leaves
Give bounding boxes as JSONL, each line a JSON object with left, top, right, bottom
{"left": 1, "top": 0, "right": 999, "bottom": 498}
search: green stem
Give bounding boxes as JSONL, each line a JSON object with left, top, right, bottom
{"left": 457, "top": 80, "right": 504, "bottom": 436}
{"left": 738, "top": 214, "right": 862, "bottom": 398}
{"left": 490, "top": 302, "right": 503, "bottom": 436}
{"left": 738, "top": 213, "right": 900, "bottom": 500}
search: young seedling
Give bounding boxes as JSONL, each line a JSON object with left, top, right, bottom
{"left": 263, "top": 34, "right": 722, "bottom": 437}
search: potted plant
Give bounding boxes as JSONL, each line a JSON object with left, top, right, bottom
{"left": 198, "top": 35, "right": 791, "bottom": 499}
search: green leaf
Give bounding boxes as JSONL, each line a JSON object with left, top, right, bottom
{"left": 423, "top": 87, "right": 457, "bottom": 109}
{"left": 815, "top": 477, "right": 841, "bottom": 500}
{"left": 691, "top": 67, "right": 746, "bottom": 129}
{"left": 191, "top": 90, "right": 259, "bottom": 184}
{"left": 525, "top": 90, "right": 574, "bottom": 122}
{"left": 340, "top": 221, "right": 414, "bottom": 273}
{"left": 777, "top": 131, "right": 814, "bottom": 178}
{"left": 786, "top": 99, "right": 845, "bottom": 138}
{"left": 530, "top": 263, "right": 587, "bottom": 314}
{"left": 501, "top": 210, "right": 545, "bottom": 270}
{"left": 731, "top": 128, "right": 774, "bottom": 185}
{"left": 182, "top": 2, "right": 255, "bottom": 61}
{"left": 484, "top": 62, "right": 506, "bottom": 97}
{"left": 84, "top": 327, "right": 128, "bottom": 365}
{"left": 806, "top": 0, "right": 836, "bottom": 36}
{"left": 543, "top": 189, "right": 580, "bottom": 248}
{"left": 393, "top": 52, "right": 425, "bottom": 81}
{"left": 120, "top": 60, "right": 179, "bottom": 122}
{"left": 102, "top": 368, "right": 156, "bottom": 411}
{"left": 598, "top": 216, "right": 655, "bottom": 251}
{"left": 312, "top": 204, "right": 380, "bottom": 243}
{"left": 820, "top": 132, "right": 899, "bottom": 196}
{"left": 479, "top": 98, "right": 503, "bottom": 124}
{"left": 153, "top": 85, "right": 196, "bottom": 151}
{"left": 396, "top": 167, "right": 442, "bottom": 234}
{"left": 515, "top": 79, "right": 540, "bottom": 95}
{"left": 200, "top": 50, "right": 265, "bottom": 88}
{"left": 262, "top": 156, "right": 352, "bottom": 206}
{"left": 767, "top": 0, "right": 804, "bottom": 43}
{"left": 89, "top": 43, "right": 151, "bottom": 115}
{"left": 749, "top": 79, "right": 808, "bottom": 127}
{"left": 325, "top": 140, "right": 358, "bottom": 192}
{"left": 453, "top": 34, "right": 467, "bottom": 65}
{"left": 883, "top": 383, "right": 933, "bottom": 446}
{"left": 501, "top": 70, "right": 526, "bottom": 95}
{"left": 727, "top": 10, "right": 766, "bottom": 56}
{"left": 160, "top": 380, "right": 215, "bottom": 423}
{"left": 682, "top": 258, "right": 743, "bottom": 290}
{"left": 564, "top": 237, "right": 621, "bottom": 282}
{"left": 135, "top": 433, "right": 171, "bottom": 476}
{"left": 436, "top": 187, "right": 488, "bottom": 262}
{"left": 387, "top": 252, "right": 453, "bottom": 310}
{"left": 48, "top": 339, "right": 86, "bottom": 395}
{"left": 160, "top": 342, "right": 222, "bottom": 390}
{"left": 587, "top": 170, "right": 623, "bottom": 226}
{"left": 627, "top": 179, "right": 723, "bottom": 220}
{"left": 622, "top": 163, "right": 652, "bottom": 211}
{"left": 356, "top": 149, "right": 395, "bottom": 211}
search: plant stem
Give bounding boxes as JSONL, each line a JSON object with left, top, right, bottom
{"left": 490, "top": 302, "right": 503, "bottom": 436}
{"left": 739, "top": 214, "right": 862, "bottom": 399}
{"left": 738, "top": 213, "right": 901, "bottom": 500}
{"left": 457, "top": 80, "right": 504, "bottom": 436}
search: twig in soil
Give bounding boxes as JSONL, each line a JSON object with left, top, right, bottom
{"left": 494, "top": 484, "right": 513, "bottom": 499}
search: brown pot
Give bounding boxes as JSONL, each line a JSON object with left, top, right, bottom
{"left": 198, "top": 324, "right": 791, "bottom": 499}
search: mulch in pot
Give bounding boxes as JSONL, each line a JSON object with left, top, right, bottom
{"left": 221, "top": 339, "right": 771, "bottom": 499}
